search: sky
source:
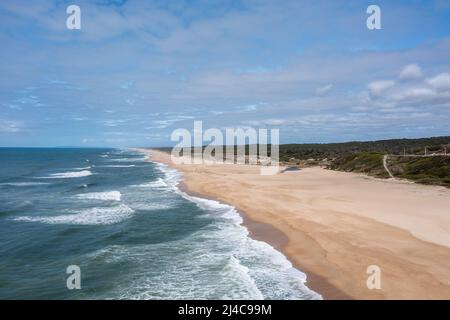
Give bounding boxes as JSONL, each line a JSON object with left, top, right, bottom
{"left": 1, "top": 0, "right": 450, "bottom": 147}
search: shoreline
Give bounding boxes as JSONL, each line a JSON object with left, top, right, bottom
{"left": 177, "top": 179, "right": 349, "bottom": 299}
{"left": 140, "top": 149, "right": 348, "bottom": 299}
{"left": 153, "top": 159, "right": 325, "bottom": 298}
{"left": 138, "top": 148, "right": 450, "bottom": 300}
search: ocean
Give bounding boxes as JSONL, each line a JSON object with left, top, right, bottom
{"left": 0, "top": 148, "right": 320, "bottom": 299}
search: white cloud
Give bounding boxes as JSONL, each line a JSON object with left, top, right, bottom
{"left": 1, "top": 103, "right": 22, "bottom": 110}
{"left": 399, "top": 64, "right": 423, "bottom": 80}
{"left": 263, "top": 119, "right": 286, "bottom": 125}
{"left": 125, "top": 98, "right": 135, "bottom": 106}
{"left": 242, "top": 119, "right": 286, "bottom": 126}
{"left": 120, "top": 81, "right": 134, "bottom": 89}
{"left": 426, "top": 73, "right": 450, "bottom": 91}
{"left": 1, "top": 1, "right": 450, "bottom": 145}
{"left": 363, "top": 70, "right": 450, "bottom": 110}
{"left": 240, "top": 104, "right": 258, "bottom": 112}
{"left": 315, "top": 84, "right": 333, "bottom": 96}
{"left": 102, "top": 119, "right": 129, "bottom": 127}
{"left": 392, "top": 87, "right": 436, "bottom": 101}
{"left": 146, "top": 115, "right": 194, "bottom": 129}
{"left": 0, "top": 119, "right": 22, "bottom": 133}
{"left": 367, "top": 80, "right": 396, "bottom": 97}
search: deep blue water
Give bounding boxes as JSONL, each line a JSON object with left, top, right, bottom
{"left": 0, "top": 148, "right": 319, "bottom": 299}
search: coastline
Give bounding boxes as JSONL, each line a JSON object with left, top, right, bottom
{"left": 176, "top": 179, "right": 348, "bottom": 299}
{"left": 138, "top": 148, "right": 450, "bottom": 300}
{"left": 140, "top": 149, "right": 348, "bottom": 299}
{"left": 149, "top": 157, "right": 323, "bottom": 299}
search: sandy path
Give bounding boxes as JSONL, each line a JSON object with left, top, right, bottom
{"left": 383, "top": 154, "right": 395, "bottom": 179}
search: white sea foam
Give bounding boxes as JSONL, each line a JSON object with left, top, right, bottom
{"left": 110, "top": 156, "right": 148, "bottom": 162}
{"left": 40, "top": 170, "right": 92, "bottom": 178}
{"left": 194, "top": 201, "right": 321, "bottom": 299}
{"left": 183, "top": 194, "right": 243, "bottom": 225}
{"left": 75, "top": 191, "right": 122, "bottom": 201}
{"left": 0, "top": 182, "right": 49, "bottom": 187}
{"left": 131, "top": 162, "right": 180, "bottom": 190}
{"left": 14, "top": 204, "right": 134, "bottom": 225}
{"left": 102, "top": 165, "right": 136, "bottom": 168}
{"left": 129, "top": 202, "right": 176, "bottom": 211}
{"left": 100, "top": 151, "right": 322, "bottom": 299}
{"left": 149, "top": 157, "right": 322, "bottom": 300}
{"left": 154, "top": 163, "right": 180, "bottom": 190}
{"left": 133, "top": 178, "right": 167, "bottom": 188}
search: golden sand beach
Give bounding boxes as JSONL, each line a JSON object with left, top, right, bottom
{"left": 139, "top": 149, "right": 450, "bottom": 300}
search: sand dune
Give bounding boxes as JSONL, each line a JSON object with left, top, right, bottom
{"left": 141, "top": 149, "right": 450, "bottom": 299}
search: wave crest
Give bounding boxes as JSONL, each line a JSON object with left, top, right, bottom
{"left": 41, "top": 170, "right": 92, "bottom": 178}
{"left": 75, "top": 191, "right": 121, "bottom": 201}
{"left": 14, "top": 204, "right": 134, "bottom": 225}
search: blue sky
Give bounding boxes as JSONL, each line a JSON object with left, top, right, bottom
{"left": 1, "top": 0, "right": 450, "bottom": 147}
